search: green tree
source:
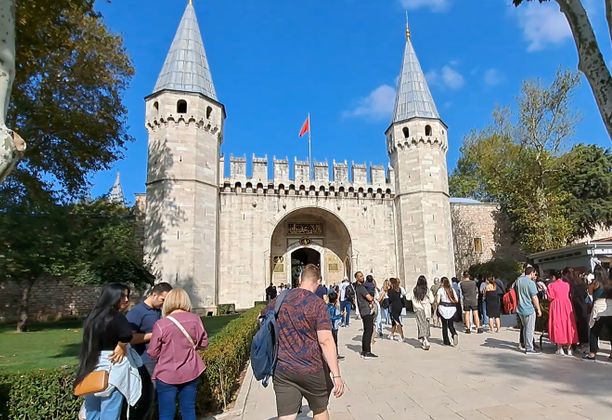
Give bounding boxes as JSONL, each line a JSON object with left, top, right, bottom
{"left": 450, "top": 70, "right": 581, "bottom": 253}
{"left": 558, "top": 144, "right": 612, "bottom": 239}
{"left": 0, "top": 200, "right": 152, "bottom": 331}
{"left": 513, "top": 0, "right": 612, "bottom": 138}
{"left": 1, "top": 0, "right": 133, "bottom": 204}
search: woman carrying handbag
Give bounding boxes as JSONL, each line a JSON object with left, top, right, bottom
{"left": 75, "top": 283, "right": 142, "bottom": 420}
{"left": 148, "top": 288, "right": 209, "bottom": 420}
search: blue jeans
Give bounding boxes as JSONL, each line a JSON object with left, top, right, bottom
{"left": 340, "top": 300, "right": 351, "bottom": 326}
{"left": 157, "top": 378, "right": 199, "bottom": 420}
{"left": 518, "top": 312, "right": 536, "bottom": 352}
{"left": 85, "top": 387, "right": 124, "bottom": 420}
{"left": 381, "top": 307, "right": 390, "bottom": 324}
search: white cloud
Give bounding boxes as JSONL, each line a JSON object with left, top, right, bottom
{"left": 400, "top": 0, "right": 450, "bottom": 13}
{"left": 343, "top": 84, "right": 396, "bottom": 121}
{"left": 484, "top": 68, "right": 504, "bottom": 86}
{"left": 514, "top": 2, "right": 571, "bottom": 52}
{"left": 426, "top": 65, "right": 465, "bottom": 90}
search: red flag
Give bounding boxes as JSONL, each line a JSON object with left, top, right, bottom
{"left": 298, "top": 115, "right": 310, "bottom": 138}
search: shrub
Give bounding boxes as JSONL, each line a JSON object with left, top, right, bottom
{"left": 197, "top": 304, "right": 262, "bottom": 415}
{"left": 469, "top": 258, "right": 522, "bottom": 285}
{"left": 0, "top": 306, "right": 262, "bottom": 419}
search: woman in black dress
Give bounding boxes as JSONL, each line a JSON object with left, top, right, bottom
{"left": 387, "top": 278, "right": 405, "bottom": 342}
{"left": 484, "top": 276, "right": 502, "bottom": 332}
{"left": 564, "top": 267, "right": 590, "bottom": 351}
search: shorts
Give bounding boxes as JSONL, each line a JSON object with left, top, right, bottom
{"left": 391, "top": 312, "right": 403, "bottom": 327}
{"left": 463, "top": 301, "right": 478, "bottom": 312}
{"left": 273, "top": 368, "right": 333, "bottom": 416}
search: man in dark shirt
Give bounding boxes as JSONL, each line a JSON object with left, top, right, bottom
{"left": 354, "top": 271, "right": 377, "bottom": 359}
{"left": 126, "top": 282, "right": 173, "bottom": 375}
{"left": 265, "top": 264, "right": 344, "bottom": 419}
{"left": 460, "top": 272, "right": 482, "bottom": 334}
{"left": 265, "top": 283, "right": 277, "bottom": 301}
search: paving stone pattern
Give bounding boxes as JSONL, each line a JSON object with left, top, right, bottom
{"left": 238, "top": 315, "right": 612, "bottom": 419}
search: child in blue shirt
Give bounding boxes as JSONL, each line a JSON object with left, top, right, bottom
{"left": 327, "top": 292, "right": 345, "bottom": 360}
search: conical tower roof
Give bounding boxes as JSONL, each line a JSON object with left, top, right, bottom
{"left": 108, "top": 172, "right": 125, "bottom": 205}
{"left": 153, "top": 1, "right": 217, "bottom": 100}
{"left": 391, "top": 26, "right": 440, "bottom": 123}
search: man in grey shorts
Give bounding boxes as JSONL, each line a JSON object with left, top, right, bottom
{"left": 264, "top": 264, "right": 345, "bottom": 419}
{"left": 460, "top": 271, "right": 482, "bottom": 334}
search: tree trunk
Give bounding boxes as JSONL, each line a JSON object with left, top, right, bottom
{"left": 555, "top": 0, "right": 612, "bottom": 139}
{"left": 16, "top": 279, "right": 35, "bottom": 332}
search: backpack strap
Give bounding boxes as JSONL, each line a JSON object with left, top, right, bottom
{"left": 167, "top": 315, "right": 196, "bottom": 349}
{"left": 274, "top": 290, "right": 288, "bottom": 316}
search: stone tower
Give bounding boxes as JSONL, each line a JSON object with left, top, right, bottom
{"left": 144, "top": 1, "right": 225, "bottom": 311}
{"left": 386, "top": 23, "right": 455, "bottom": 285}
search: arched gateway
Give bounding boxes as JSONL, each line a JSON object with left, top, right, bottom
{"left": 269, "top": 207, "right": 352, "bottom": 287}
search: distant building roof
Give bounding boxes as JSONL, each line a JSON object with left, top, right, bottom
{"left": 153, "top": 1, "right": 217, "bottom": 100}
{"left": 107, "top": 172, "right": 125, "bottom": 205}
{"left": 449, "top": 197, "right": 484, "bottom": 205}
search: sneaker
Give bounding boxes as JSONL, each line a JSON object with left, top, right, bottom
{"left": 477, "top": 328, "right": 483, "bottom": 334}
{"left": 555, "top": 349, "right": 564, "bottom": 356}
{"left": 363, "top": 352, "right": 378, "bottom": 359}
{"left": 525, "top": 350, "right": 541, "bottom": 355}
{"left": 564, "top": 349, "right": 574, "bottom": 357}
{"left": 582, "top": 353, "right": 596, "bottom": 361}
{"left": 378, "top": 332, "right": 384, "bottom": 339}
{"left": 452, "top": 334, "right": 459, "bottom": 347}
{"left": 422, "top": 339, "right": 430, "bottom": 350}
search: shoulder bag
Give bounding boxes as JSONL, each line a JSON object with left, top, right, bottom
{"left": 73, "top": 370, "right": 109, "bottom": 397}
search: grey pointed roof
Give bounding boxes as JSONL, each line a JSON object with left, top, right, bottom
{"left": 153, "top": 2, "right": 217, "bottom": 100}
{"left": 108, "top": 172, "right": 125, "bottom": 205}
{"left": 391, "top": 34, "right": 440, "bottom": 123}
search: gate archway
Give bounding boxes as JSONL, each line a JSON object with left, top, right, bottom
{"left": 269, "top": 207, "right": 352, "bottom": 286}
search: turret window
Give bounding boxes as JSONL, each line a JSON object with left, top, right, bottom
{"left": 153, "top": 101, "right": 159, "bottom": 114}
{"left": 177, "top": 100, "right": 187, "bottom": 114}
{"left": 425, "top": 125, "right": 432, "bottom": 136}
{"left": 206, "top": 106, "right": 213, "bottom": 119}
{"left": 402, "top": 127, "right": 410, "bottom": 138}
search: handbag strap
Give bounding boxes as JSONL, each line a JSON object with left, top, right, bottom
{"left": 167, "top": 315, "right": 196, "bottom": 349}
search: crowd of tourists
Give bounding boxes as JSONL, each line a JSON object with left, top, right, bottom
{"left": 262, "top": 262, "right": 611, "bottom": 419}
{"left": 72, "top": 262, "right": 611, "bottom": 420}
{"left": 75, "top": 282, "right": 208, "bottom": 420}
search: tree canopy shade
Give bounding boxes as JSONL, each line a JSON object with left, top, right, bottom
{"left": 513, "top": 0, "right": 612, "bottom": 138}
{"left": 1, "top": 0, "right": 134, "bottom": 204}
{"left": 449, "top": 70, "right": 611, "bottom": 254}
{"left": 0, "top": 199, "right": 153, "bottom": 331}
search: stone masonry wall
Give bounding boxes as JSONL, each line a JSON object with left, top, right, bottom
{"left": 0, "top": 279, "right": 146, "bottom": 324}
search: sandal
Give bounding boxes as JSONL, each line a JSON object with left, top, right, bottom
{"left": 582, "top": 354, "right": 596, "bottom": 361}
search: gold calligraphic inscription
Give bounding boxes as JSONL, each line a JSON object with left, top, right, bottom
{"left": 287, "top": 223, "right": 323, "bottom": 236}
{"left": 299, "top": 237, "right": 311, "bottom": 246}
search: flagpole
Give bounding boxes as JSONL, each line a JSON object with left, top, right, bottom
{"left": 307, "top": 113, "right": 313, "bottom": 180}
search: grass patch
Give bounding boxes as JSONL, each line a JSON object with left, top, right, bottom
{"left": 0, "top": 314, "right": 240, "bottom": 373}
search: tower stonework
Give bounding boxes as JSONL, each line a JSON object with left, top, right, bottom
{"left": 386, "top": 27, "right": 455, "bottom": 285}
{"left": 144, "top": 2, "right": 225, "bottom": 311}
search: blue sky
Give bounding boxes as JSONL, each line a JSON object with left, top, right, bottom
{"left": 91, "top": 0, "right": 611, "bottom": 202}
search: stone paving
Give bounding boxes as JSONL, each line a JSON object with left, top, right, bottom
{"left": 231, "top": 314, "right": 612, "bottom": 420}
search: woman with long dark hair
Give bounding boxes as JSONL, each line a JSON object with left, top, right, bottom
{"left": 484, "top": 276, "right": 503, "bottom": 333}
{"left": 75, "top": 283, "right": 138, "bottom": 420}
{"left": 409, "top": 275, "right": 434, "bottom": 350}
{"left": 564, "top": 267, "right": 590, "bottom": 352}
{"left": 436, "top": 277, "right": 459, "bottom": 346}
{"left": 387, "top": 278, "right": 405, "bottom": 342}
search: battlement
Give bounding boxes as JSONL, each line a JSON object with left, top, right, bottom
{"left": 221, "top": 154, "right": 395, "bottom": 198}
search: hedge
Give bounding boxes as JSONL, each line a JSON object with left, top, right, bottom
{"left": 0, "top": 305, "right": 262, "bottom": 419}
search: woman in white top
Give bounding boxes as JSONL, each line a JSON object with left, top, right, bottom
{"left": 436, "top": 277, "right": 459, "bottom": 347}
{"left": 409, "top": 275, "right": 435, "bottom": 350}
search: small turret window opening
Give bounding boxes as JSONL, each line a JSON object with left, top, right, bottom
{"left": 206, "top": 106, "right": 213, "bottom": 119}
{"left": 425, "top": 125, "right": 432, "bottom": 136}
{"left": 153, "top": 101, "right": 159, "bottom": 114}
{"left": 177, "top": 100, "right": 187, "bottom": 114}
{"left": 402, "top": 127, "right": 409, "bottom": 138}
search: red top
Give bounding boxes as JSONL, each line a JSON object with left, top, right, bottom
{"left": 147, "top": 311, "right": 208, "bottom": 384}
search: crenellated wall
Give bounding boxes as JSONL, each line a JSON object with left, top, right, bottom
{"left": 221, "top": 154, "right": 395, "bottom": 199}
